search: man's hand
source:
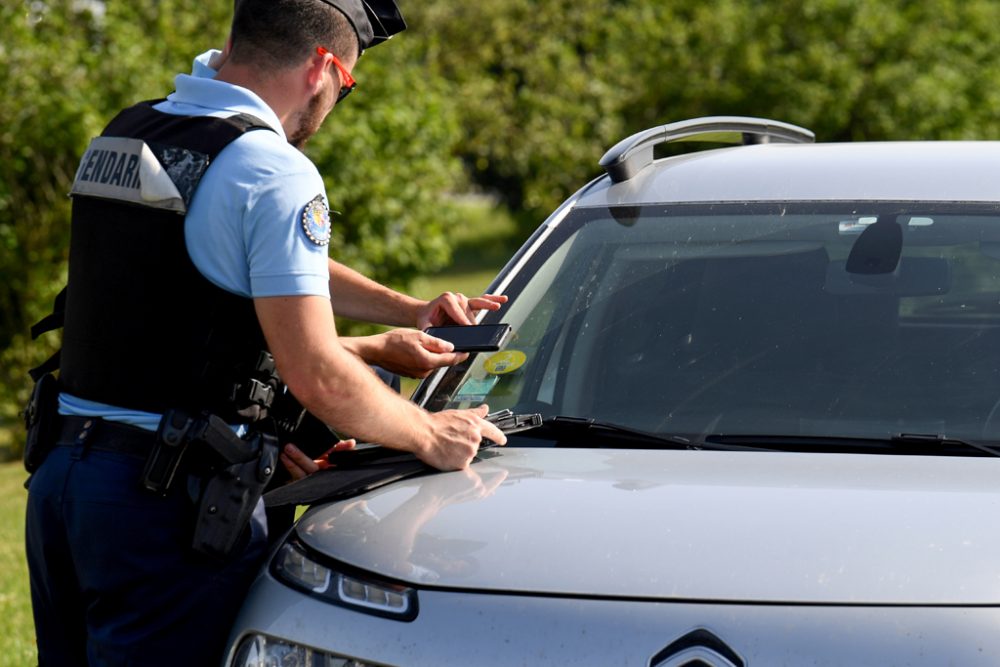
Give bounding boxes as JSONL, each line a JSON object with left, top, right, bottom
{"left": 344, "top": 329, "right": 470, "bottom": 378}
{"left": 417, "top": 404, "right": 507, "bottom": 471}
{"left": 280, "top": 439, "right": 356, "bottom": 482}
{"left": 324, "top": 259, "right": 508, "bottom": 328}
{"left": 416, "top": 292, "right": 508, "bottom": 329}
{"left": 281, "top": 405, "right": 507, "bottom": 476}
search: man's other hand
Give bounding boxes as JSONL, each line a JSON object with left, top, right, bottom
{"left": 416, "top": 292, "right": 508, "bottom": 329}
{"left": 280, "top": 439, "right": 356, "bottom": 482}
{"left": 361, "top": 328, "right": 470, "bottom": 378}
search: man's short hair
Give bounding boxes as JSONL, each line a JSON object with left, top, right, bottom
{"left": 230, "top": 0, "right": 359, "bottom": 70}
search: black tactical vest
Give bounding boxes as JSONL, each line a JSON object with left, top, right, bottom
{"left": 58, "top": 100, "right": 280, "bottom": 422}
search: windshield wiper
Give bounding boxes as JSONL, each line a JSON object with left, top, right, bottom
{"left": 704, "top": 432, "right": 1000, "bottom": 458}
{"left": 512, "top": 416, "right": 773, "bottom": 451}
{"left": 892, "top": 433, "right": 1000, "bottom": 458}
{"left": 485, "top": 409, "right": 543, "bottom": 435}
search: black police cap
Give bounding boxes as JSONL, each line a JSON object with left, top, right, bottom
{"left": 316, "top": 0, "right": 406, "bottom": 51}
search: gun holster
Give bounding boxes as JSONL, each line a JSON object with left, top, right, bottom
{"left": 191, "top": 429, "right": 278, "bottom": 559}
{"left": 146, "top": 409, "right": 278, "bottom": 559}
{"left": 23, "top": 373, "right": 60, "bottom": 473}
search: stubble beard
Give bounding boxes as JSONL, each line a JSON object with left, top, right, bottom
{"left": 289, "top": 83, "right": 335, "bottom": 150}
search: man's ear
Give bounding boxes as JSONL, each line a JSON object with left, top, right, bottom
{"left": 305, "top": 49, "right": 330, "bottom": 95}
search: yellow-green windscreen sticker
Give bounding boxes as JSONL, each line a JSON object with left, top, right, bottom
{"left": 483, "top": 350, "right": 527, "bottom": 375}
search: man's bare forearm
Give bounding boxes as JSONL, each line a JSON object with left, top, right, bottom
{"left": 257, "top": 295, "right": 430, "bottom": 446}
{"left": 327, "top": 258, "right": 422, "bottom": 326}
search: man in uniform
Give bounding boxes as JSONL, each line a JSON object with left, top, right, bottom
{"left": 24, "top": 0, "right": 506, "bottom": 665}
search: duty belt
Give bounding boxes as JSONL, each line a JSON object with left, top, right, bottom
{"left": 57, "top": 415, "right": 157, "bottom": 459}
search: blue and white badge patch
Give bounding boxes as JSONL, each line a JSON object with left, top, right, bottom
{"left": 301, "top": 195, "right": 331, "bottom": 246}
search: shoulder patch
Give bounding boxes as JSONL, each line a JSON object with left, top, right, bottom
{"left": 301, "top": 195, "right": 331, "bottom": 246}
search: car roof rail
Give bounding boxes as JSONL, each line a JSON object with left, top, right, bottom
{"left": 599, "top": 116, "right": 815, "bottom": 183}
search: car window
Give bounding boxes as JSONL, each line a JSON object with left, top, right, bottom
{"left": 424, "top": 203, "right": 1000, "bottom": 444}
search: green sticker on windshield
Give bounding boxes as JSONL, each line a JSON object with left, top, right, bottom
{"left": 455, "top": 376, "right": 499, "bottom": 402}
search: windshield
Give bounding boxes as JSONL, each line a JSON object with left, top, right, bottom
{"left": 420, "top": 202, "right": 1000, "bottom": 445}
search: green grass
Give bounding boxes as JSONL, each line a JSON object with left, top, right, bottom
{"left": 0, "top": 462, "right": 35, "bottom": 667}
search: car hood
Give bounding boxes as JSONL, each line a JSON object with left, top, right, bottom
{"left": 295, "top": 447, "right": 1000, "bottom": 604}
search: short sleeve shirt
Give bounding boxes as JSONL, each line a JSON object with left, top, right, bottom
{"left": 158, "top": 66, "right": 332, "bottom": 299}
{"left": 60, "top": 52, "right": 332, "bottom": 428}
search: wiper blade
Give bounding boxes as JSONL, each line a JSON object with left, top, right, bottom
{"left": 485, "top": 409, "right": 543, "bottom": 434}
{"left": 516, "top": 416, "right": 765, "bottom": 451}
{"left": 704, "top": 432, "right": 1000, "bottom": 458}
{"left": 892, "top": 432, "right": 1000, "bottom": 458}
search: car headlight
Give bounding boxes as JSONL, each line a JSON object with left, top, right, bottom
{"left": 272, "top": 540, "right": 418, "bottom": 621}
{"left": 231, "top": 633, "right": 379, "bottom": 667}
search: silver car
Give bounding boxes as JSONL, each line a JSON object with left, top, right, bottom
{"left": 223, "top": 117, "right": 1000, "bottom": 666}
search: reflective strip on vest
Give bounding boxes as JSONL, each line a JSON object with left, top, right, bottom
{"left": 70, "top": 136, "right": 208, "bottom": 213}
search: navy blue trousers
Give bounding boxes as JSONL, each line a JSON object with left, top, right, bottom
{"left": 25, "top": 425, "right": 269, "bottom": 666}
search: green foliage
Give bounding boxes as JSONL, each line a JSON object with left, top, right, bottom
{"left": 0, "top": 0, "right": 232, "bottom": 457}
{"left": 0, "top": 0, "right": 234, "bottom": 348}
{"left": 409, "top": 0, "right": 1000, "bottom": 234}
{"left": 411, "top": 0, "right": 628, "bottom": 229}
{"left": 624, "top": 0, "right": 1000, "bottom": 141}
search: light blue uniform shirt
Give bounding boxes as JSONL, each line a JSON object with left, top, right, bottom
{"left": 61, "top": 51, "right": 332, "bottom": 430}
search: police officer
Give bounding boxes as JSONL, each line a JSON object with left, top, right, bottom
{"left": 24, "top": 1, "right": 507, "bottom": 664}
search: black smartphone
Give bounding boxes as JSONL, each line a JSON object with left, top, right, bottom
{"left": 424, "top": 323, "right": 512, "bottom": 352}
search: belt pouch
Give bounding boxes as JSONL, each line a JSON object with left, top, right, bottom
{"left": 24, "top": 373, "right": 60, "bottom": 473}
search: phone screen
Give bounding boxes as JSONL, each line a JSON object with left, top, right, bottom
{"left": 424, "top": 323, "right": 512, "bottom": 352}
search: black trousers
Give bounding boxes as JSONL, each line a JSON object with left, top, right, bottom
{"left": 24, "top": 420, "right": 269, "bottom": 666}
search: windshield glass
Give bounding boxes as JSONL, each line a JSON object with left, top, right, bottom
{"left": 421, "top": 202, "right": 1000, "bottom": 444}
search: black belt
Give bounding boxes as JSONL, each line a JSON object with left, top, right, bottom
{"left": 58, "top": 415, "right": 158, "bottom": 459}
